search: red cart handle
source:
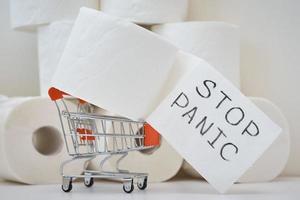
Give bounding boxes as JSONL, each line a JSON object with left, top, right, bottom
{"left": 48, "top": 87, "right": 86, "bottom": 104}
{"left": 48, "top": 87, "right": 68, "bottom": 101}
{"left": 144, "top": 123, "right": 160, "bottom": 147}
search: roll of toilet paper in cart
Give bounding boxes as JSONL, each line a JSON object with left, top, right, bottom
{"left": 180, "top": 97, "right": 290, "bottom": 182}
{"left": 108, "top": 138, "right": 183, "bottom": 183}
{"left": 88, "top": 107, "right": 183, "bottom": 182}
{"left": 152, "top": 22, "right": 240, "bottom": 88}
{"left": 9, "top": 0, "right": 98, "bottom": 31}
{"left": 51, "top": 8, "right": 178, "bottom": 121}
{"left": 89, "top": 52, "right": 198, "bottom": 182}
{"left": 87, "top": 107, "right": 115, "bottom": 172}
{"left": 38, "top": 20, "right": 73, "bottom": 96}
{"left": 100, "top": 0, "right": 189, "bottom": 25}
{"left": 0, "top": 97, "right": 84, "bottom": 184}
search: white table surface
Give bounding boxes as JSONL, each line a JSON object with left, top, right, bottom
{"left": 1, "top": 176, "right": 299, "bottom": 200}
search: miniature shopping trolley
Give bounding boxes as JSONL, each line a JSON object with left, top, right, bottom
{"left": 48, "top": 87, "right": 160, "bottom": 193}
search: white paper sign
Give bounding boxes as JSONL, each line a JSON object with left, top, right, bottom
{"left": 147, "top": 58, "right": 281, "bottom": 193}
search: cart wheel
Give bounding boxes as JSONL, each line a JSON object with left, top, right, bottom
{"left": 61, "top": 179, "right": 73, "bottom": 192}
{"left": 123, "top": 180, "right": 134, "bottom": 193}
{"left": 137, "top": 177, "right": 147, "bottom": 190}
{"left": 84, "top": 177, "right": 94, "bottom": 187}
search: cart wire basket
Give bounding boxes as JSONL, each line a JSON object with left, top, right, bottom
{"left": 48, "top": 87, "right": 160, "bottom": 193}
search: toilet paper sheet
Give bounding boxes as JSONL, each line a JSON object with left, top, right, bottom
{"left": 152, "top": 22, "right": 240, "bottom": 87}
{"left": 52, "top": 8, "right": 178, "bottom": 120}
{"left": 181, "top": 97, "right": 290, "bottom": 182}
{"left": 100, "top": 0, "right": 188, "bottom": 25}
{"left": 147, "top": 55, "right": 281, "bottom": 192}
{"left": 10, "top": 0, "right": 98, "bottom": 30}
{"left": 0, "top": 97, "right": 83, "bottom": 184}
{"left": 38, "top": 20, "right": 73, "bottom": 96}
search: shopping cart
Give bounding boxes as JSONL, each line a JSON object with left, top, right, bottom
{"left": 48, "top": 87, "right": 160, "bottom": 193}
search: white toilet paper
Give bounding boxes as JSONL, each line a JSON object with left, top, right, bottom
{"left": 157, "top": 51, "right": 200, "bottom": 102}
{"left": 87, "top": 106, "right": 183, "bottom": 182}
{"left": 100, "top": 0, "right": 189, "bottom": 25}
{"left": 152, "top": 22, "right": 240, "bottom": 88}
{"left": 52, "top": 8, "right": 178, "bottom": 120}
{"left": 0, "top": 97, "right": 83, "bottom": 184}
{"left": 108, "top": 138, "right": 183, "bottom": 183}
{"left": 87, "top": 106, "right": 115, "bottom": 171}
{"left": 181, "top": 161, "right": 202, "bottom": 179}
{"left": 38, "top": 20, "right": 73, "bottom": 96}
{"left": 180, "top": 97, "right": 290, "bottom": 182}
{"left": 239, "top": 97, "right": 290, "bottom": 182}
{"left": 10, "top": 0, "right": 98, "bottom": 30}
{"left": 88, "top": 52, "right": 194, "bottom": 181}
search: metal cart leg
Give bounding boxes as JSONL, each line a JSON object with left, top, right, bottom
{"left": 116, "top": 152, "right": 129, "bottom": 173}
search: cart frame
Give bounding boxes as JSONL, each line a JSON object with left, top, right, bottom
{"left": 49, "top": 87, "right": 160, "bottom": 193}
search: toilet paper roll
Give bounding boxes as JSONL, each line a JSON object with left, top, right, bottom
{"left": 38, "top": 20, "right": 73, "bottom": 96}
{"left": 181, "top": 161, "right": 203, "bottom": 179}
{"left": 87, "top": 106, "right": 183, "bottom": 182}
{"left": 152, "top": 22, "right": 240, "bottom": 88}
{"left": 87, "top": 52, "right": 197, "bottom": 181}
{"left": 239, "top": 97, "right": 290, "bottom": 182}
{"left": 107, "top": 138, "right": 183, "bottom": 182}
{"left": 52, "top": 8, "right": 178, "bottom": 120}
{"left": 90, "top": 140, "right": 183, "bottom": 183}
{"left": 100, "top": 0, "right": 188, "bottom": 25}
{"left": 0, "top": 97, "right": 83, "bottom": 184}
{"left": 161, "top": 51, "right": 201, "bottom": 100}
{"left": 180, "top": 97, "right": 290, "bottom": 182}
{"left": 87, "top": 106, "right": 116, "bottom": 171}
{"left": 10, "top": 0, "right": 98, "bottom": 31}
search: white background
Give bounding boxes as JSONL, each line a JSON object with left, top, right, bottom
{"left": 0, "top": 0, "right": 39, "bottom": 96}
